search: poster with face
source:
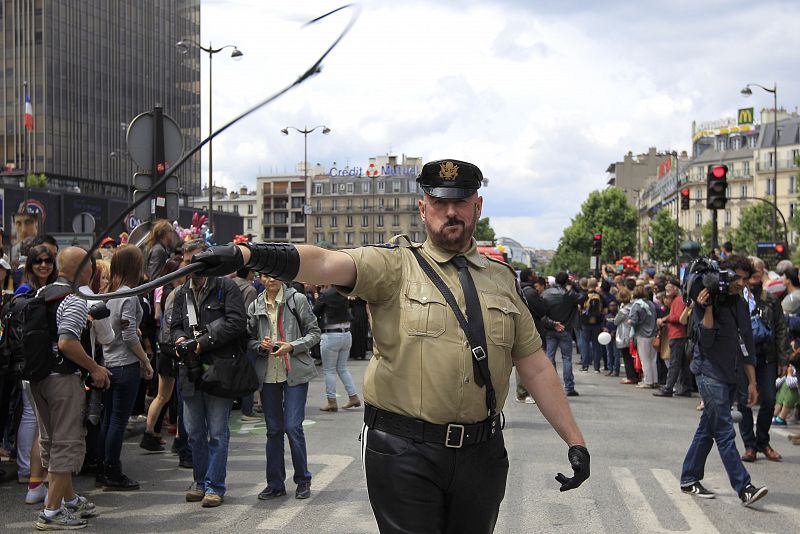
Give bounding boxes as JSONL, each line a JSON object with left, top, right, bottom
{"left": 10, "top": 200, "right": 43, "bottom": 263}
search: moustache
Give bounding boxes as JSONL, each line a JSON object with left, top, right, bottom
{"left": 442, "top": 219, "right": 464, "bottom": 229}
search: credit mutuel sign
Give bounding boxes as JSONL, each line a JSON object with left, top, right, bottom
{"left": 328, "top": 163, "right": 420, "bottom": 178}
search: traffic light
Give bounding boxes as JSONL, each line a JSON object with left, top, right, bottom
{"left": 756, "top": 242, "right": 789, "bottom": 262}
{"left": 775, "top": 243, "right": 787, "bottom": 259}
{"left": 592, "top": 233, "right": 602, "bottom": 256}
{"left": 680, "top": 188, "right": 690, "bottom": 211}
{"left": 706, "top": 164, "right": 728, "bottom": 209}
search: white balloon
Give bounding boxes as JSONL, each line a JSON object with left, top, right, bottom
{"left": 598, "top": 332, "right": 612, "bottom": 346}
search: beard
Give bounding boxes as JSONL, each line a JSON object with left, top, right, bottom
{"left": 426, "top": 215, "right": 477, "bottom": 252}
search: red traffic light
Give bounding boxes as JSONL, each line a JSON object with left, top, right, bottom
{"left": 680, "top": 188, "right": 690, "bottom": 197}
{"left": 711, "top": 165, "right": 727, "bottom": 179}
{"left": 775, "top": 243, "right": 785, "bottom": 254}
{"left": 593, "top": 234, "right": 602, "bottom": 240}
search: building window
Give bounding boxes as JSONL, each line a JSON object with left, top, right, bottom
{"left": 264, "top": 213, "right": 271, "bottom": 224}
{"left": 345, "top": 232, "right": 353, "bottom": 245}
{"left": 248, "top": 204, "right": 254, "bottom": 215}
{"left": 332, "top": 199, "right": 338, "bottom": 211}
{"left": 331, "top": 215, "right": 338, "bottom": 228}
{"left": 378, "top": 181, "right": 385, "bottom": 193}
{"left": 792, "top": 149, "right": 799, "bottom": 165}
{"left": 291, "top": 197, "right": 304, "bottom": 209}
{"left": 362, "top": 215, "right": 369, "bottom": 227}
{"left": 346, "top": 215, "right": 353, "bottom": 227}
{"left": 379, "top": 198, "right": 385, "bottom": 209}
{"left": 363, "top": 181, "right": 370, "bottom": 194}
{"left": 363, "top": 198, "right": 369, "bottom": 209}
{"left": 695, "top": 211, "right": 702, "bottom": 228}
{"left": 730, "top": 137, "right": 740, "bottom": 150}
{"left": 361, "top": 233, "right": 369, "bottom": 245}
{"left": 411, "top": 232, "right": 419, "bottom": 242}
{"left": 377, "top": 232, "right": 385, "bottom": 243}
{"left": 747, "top": 135, "right": 756, "bottom": 148}
{"left": 331, "top": 183, "right": 337, "bottom": 195}
{"left": 316, "top": 200, "right": 321, "bottom": 212}
{"left": 393, "top": 198, "right": 400, "bottom": 209}
{"left": 346, "top": 183, "right": 354, "bottom": 193}
{"left": 315, "top": 216, "right": 322, "bottom": 228}
{"left": 724, "top": 209, "right": 731, "bottom": 227}
{"left": 790, "top": 203, "right": 797, "bottom": 219}
{"left": 393, "top": 180, "right": 401, "bottom": 192}
{"left": 315, "top": 183, "right": 323, "bottom": 195}
{"left": 739, "top": 184, "right": 747, "bottom": 199}
{"left": 275, "top": 213, "right": 288, "bottom": 224}
{"left": 247, "top": 219, "right": 253, "bottom": 230}
{"left": 347, "top": 198, "right": 353, "bottom": 210}
{"left": 315, "top": 232, "right": 324, "bottom": 243}
{"left": 743, "top": 161, "right": 750, "bottom": 175}
{"left": 716, "top": 137, "right": 726, "bottom": 151}
{"left": 790, "top": 175, "right": 797, "bottom": 194}
{"left": 767, "top": 153, "right": 775, "bottom": 169}
{"left": 339, "top": 183, "right": 346, "bottom": 193}
{"left": 766, "top": 177, "right": 774, "bottom": 195}
{"left": 393, "top": 214, "right": 400, "bottom": 226}
{"left": 233, "top": 205, "right": 239, "bottom": 214}
{"left": 330, "top": 233, "right": 337, "bottom": 245}
{"left": 377, "top": 215, "right": 384, "bottom": 227}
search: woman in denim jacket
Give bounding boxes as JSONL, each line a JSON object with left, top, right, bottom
{"left": 246, "top": 276, "right": 321, "bottom": 501}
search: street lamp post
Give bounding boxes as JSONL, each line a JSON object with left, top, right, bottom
{"left": 741, "top": 82, "right": 778, "bottom": 241}
{"left": 281, "top": 125, "right": 331, "bottom": 244}
{"left": 176, "top": 39, "right": 243, "bottom": 234}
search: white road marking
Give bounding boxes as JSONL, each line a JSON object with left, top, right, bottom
{"left": 256, "top": 453, "right": 354, "bottom": 530}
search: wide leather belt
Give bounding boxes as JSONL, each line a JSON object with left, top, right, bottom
{"left": 364, "top": 404, "right": 501, "bottom": 449}
{"left": 322, "top": 327, "right": 350, "bottom": 333}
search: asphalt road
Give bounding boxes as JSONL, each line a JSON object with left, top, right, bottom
{"left": 1, "top": 357, "right": 799, "bottom": 533}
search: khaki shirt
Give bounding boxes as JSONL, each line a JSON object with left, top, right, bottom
{"left": 264, "top": 285, "right": 288, "bottom": 383}
{"left": 339, "top": 236, "right": 541, "bottom": 424}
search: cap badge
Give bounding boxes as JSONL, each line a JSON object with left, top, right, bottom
{"left": 438, "top": 161, "right": 459, "bottom": 180}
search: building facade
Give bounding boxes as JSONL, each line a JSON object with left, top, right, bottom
{"left": 188, "top": 186, "right": 258, "bottom": 240}
{"left": 605, "top": 147, "right": 665, "bottom": 206}
{"left": 1, "top": 0, "right": 201, "bottom": 198}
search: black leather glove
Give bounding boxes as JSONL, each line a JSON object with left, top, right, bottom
{"left": 555, "top": 445, "right": 590, "bottom": 491}
{"left": 190, "top": 245, "right": 244, "bottom": 276}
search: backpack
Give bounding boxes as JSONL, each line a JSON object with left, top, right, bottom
{"left": 582, "top": 293, "right": 603, "bottom": 325}
{"left": 1, "top": 285, "right": 72, "bottom": 381}
{"left": 750, "top": 308, "right": 773, "bottom": 345}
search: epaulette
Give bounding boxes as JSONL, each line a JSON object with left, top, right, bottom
{"left": 365, "top": 234, "right": 420, "bottom": 249}
{"left": 486, "top": 255, "right": 516, "bottom": 276}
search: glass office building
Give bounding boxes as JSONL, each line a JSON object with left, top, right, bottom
{"left": 1, "top": 0, "right": 201, "bottom": 197}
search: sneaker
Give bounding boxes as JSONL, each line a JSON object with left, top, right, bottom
{"left": 295, "top": 482, "right": 311, "bottom": 499}
{"left": 103, "top": 473, "right": 139, "bottom": 492}
{"left": 566, "top": 390, "right": 580, "bottom": 397}
{"left": 652, "top": 390, "right": 673, "bottom": 398}
{"left": 140, "top": 432, "right": 165, "bottom": 452}
{"left": 240, "top": 413, "right": 261, "bottom": 422}
{"left": 739, "top": 484, "right": 768, "bottom": 507}
{"left": 680, "top": 482, "right": 715, "bottom": 499}
{"left": 772, "top": 416, "right": 787, "bottom": 426}
{"left": 63, "top": 495, "right": 98, "bottom": 518}
{"left": 36, "top": 507, "right": 87, "bottom": 530}
{"left": 25, "top": 483, "right": 48, "bottom": 505}
{"left": 178, "top": 456, "right": 193, "bottom": 469}
{"left": 258, "top": 486, "right": 287, "bottom": 500}
{"left": 201, "top": 493, "right": 223, "bottom": 508}
{"left": 186, "top": 483, "right": 205, "bottom": 502}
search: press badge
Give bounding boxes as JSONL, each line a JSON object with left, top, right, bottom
{"left": 738, "top": 334, "right": 749, "bottom": 358}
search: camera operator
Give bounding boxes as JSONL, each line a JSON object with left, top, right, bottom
{"left": 737, "top": 256, "right": 788, "bottom": 463}
{"left": 679, "top": 255, "right": 768, "bottom": 507}
{"left": 171, "top": 239, "right": 247, "bottom": 508}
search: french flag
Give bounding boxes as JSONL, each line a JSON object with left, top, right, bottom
{"left": 24, "top": 94, "right": 33, "bottom": 132}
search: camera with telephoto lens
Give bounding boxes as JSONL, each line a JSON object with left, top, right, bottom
{"left": 682, "top": 257, "right": 735, "bottom": 304}
{"left": 176, "top": 338, "right": 205, "bottom": 382}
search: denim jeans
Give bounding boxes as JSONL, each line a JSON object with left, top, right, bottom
{"left": 261, "top": 381, "right": 312, "bottom": 490}
{"left": 183, "top": 391, "right": 233, "bottom": 496}
{"left": 175, "top": 383, "right": 191, "bottom": 461}
{"left": 605, "top": 343, "right": 620, "bottom": 375}
{"left": 737, "top": 359, "right": 778, "bottom": 451}
{"left": 681, "top": 374, "right": 751, "bottom": 494}
{"left": 584, "top": 325, "right": 603, "bottom": 371}
{"left": 577, "top": 328, "right": 590, "bottom": 368}
{"left": 545, "top": 330, "right": 575, "bottom": 392}
{"left": 99, "top": 362, "right": 141, "bottom": 468}
{"left": 321, "top": 332, "right": 357, "bottom": 399}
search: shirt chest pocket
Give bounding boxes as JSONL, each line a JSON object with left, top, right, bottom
{"left": 484, "top": 294, "right": 519, "bottom": 348}
{"left": 402, "top": 282, "right": 447, "bottom": 337}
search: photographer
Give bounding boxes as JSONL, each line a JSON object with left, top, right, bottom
{"left": 542, "top": 272, "right": 587, "bottom": 396}
{"left": 171, "top": 239, "right": 247, "bottom": 508}
{"left": 679, "top": 255, "right": 768, "bottom": 507}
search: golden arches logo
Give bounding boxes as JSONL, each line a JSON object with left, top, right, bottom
{"left": 738, "top": 107, "right": 754, "bottom": 125}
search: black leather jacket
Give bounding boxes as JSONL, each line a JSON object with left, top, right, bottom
{"left": 542, "top": 284, "right": 587, "bottom": 330}
{"left": 313, "top": 288, "right": 352, "bottom": 328}
{"left": 521, "top": 282, "right": 557, "bottom": 335}
{"left": 170, "top": 276, "right": 247, "bottom": 365}
{"left": 753, "top": 289, "right": 789, "bottom": 365}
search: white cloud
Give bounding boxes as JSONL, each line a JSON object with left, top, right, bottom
{"left": 200, "top": 0, "right": 800, "bottom": 248}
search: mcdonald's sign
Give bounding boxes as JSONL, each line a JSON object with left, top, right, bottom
{"left": 738, "top": 107, "right": 754, "bottom": 125}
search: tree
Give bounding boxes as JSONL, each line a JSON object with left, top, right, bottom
{"left": 474, "top": 217, "right": 496, "bottom": 242}
{"left": 648, "top": 208, "right": 683, "bottom": 266}
{"left": 510, "top": 260, "right": 528, "bottom": 271}
{"left": 548, "top": 188, "right": 637, "bottom": 275}
{"left": 731, "top": 202, "right": 781, "bottom": 256}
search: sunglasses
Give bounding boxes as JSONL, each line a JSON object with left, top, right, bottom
{"left": 33, "top": 257, "right": 54, "bottom": 266}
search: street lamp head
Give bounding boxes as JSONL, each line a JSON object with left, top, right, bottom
{"left": 322, "top": 127, "right": 331, "bottom": 135}
{"left": 175, "top": 40, "right": 190, "bottom": 54}
{"left": 740, "top": 86, "right": 753, "bottom": 97}
{"left": 230, "top": 47, "right": 243, "bottom": 60}
{"left": 280, "top": 128, "right": 289, "bottom": 136}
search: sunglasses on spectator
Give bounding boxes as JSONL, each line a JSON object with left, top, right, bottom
{"left": 33, "top": 257, "right": 54, "bottom": 265}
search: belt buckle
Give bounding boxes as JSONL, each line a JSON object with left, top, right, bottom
{"left": 445, "top": 423, "right": 465, "bottom": 448}
{"left": 472, "top": 346, "right": 487, "bottom": 361}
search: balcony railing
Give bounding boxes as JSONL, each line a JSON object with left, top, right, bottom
{"left": 756, "top": 159, "right": 800, "bottom": 172}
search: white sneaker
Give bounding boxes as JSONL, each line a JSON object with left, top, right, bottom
{"left": 25, "top": 483, "right": 47, "bottom": 505}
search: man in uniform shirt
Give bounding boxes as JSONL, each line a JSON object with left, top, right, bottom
{"left": 190, "top": 159, "right": 590, "bottom": 533}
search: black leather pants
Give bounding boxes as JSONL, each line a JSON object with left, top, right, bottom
{"left": 363, "top": 426, "right": 509, "bottom": 534}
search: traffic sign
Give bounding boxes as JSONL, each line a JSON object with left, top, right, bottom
{"left": 71, "top": 212, "right": 96, "bottom": 234}
{"left": 126, "top": 111, "right": 184, "bottom": 169}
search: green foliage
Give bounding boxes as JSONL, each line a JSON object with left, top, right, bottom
{"left": 731, "top": 202, "right": 783, "bottom": 256}
{"left": 648, "top": 208, "right": 683, "bottom": 266}
{"left": 474, "top": 217, "right": 496, "bottom": 242}
{"left": 510, "top": 260, "right": 528, "bottom": 270}
{"left": 699, "top": 220, "right": 714, "bottom": 255}
{"left": 548, "top": 188, "right": 637, "bottom": 275}
{"left": 25, "top": 173, "right": 48, "bottom": 188}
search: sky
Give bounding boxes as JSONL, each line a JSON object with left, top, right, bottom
{"left": 201, "top": 0, "right": 800, "bottom": 249}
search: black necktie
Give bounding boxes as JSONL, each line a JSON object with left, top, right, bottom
{"left": 451, "top": 255, "right": 488, "bottom": 387}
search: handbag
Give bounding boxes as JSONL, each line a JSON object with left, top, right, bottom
{"left": 199, "top": 354, "right": 260, "bottom": 399}
{"left": 652, "top": 331, "right": 661, "bottom": 351}
{"left": 630, "top": 340, "right": 642, "bottom": 374}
